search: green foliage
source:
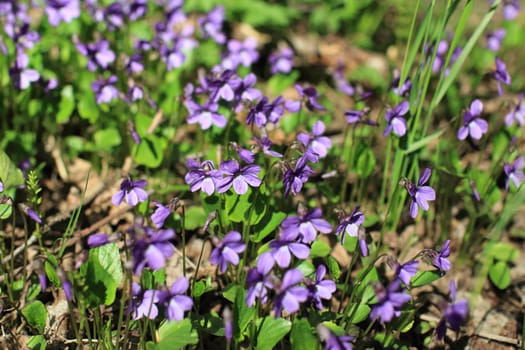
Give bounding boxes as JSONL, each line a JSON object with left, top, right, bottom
{"left": 147, "top": 319, "right": 199, "bottom": 350}
{"left": 21, "top": 301, "right": 47, "bottom": 333}
{"left": 256, "top": 317, "right": 292, "bottom": 350}
{"left": 290, "top": 318, "right": 319, "bottom": 350}
{"left": 80, "top": 243, "right": 123, "bottom": 307}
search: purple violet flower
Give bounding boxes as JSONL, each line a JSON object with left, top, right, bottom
{"left": 198, "top": 5, "right": 226, "bottom": 44}
{"left": 404, "top": 168, "right": 436, "bottom": 218}
{"left": 486, "top": 28, "right": 506, "bottom": 52}
{"left": 45, "top": 0, "right": 80, "bottom": 26}
{"left": 282, "top": 157, "right": 314, "bottom": 197}
{"left": 219, "top": 38, "right": 259, "bottom": 71}
{"left": 185, "top": 159, "right": 222, "bottom": 195}
{"left": 269, "top": 47, "right": 294, "bottom": 75}
{"left": 151, "top": 202, "right": 171, "bottom": 228}
{"left": 159, "top": 277, "right": 193, "bottom": 321}
{"left": 387, "top": 257, "right": 419, "bottom": 286}
{"left": 295, "top": 84, "right": 327, "bottom": 112}
{"left": 91, "top": 76, "right": 119, "bottom": 104}
{"left": 457, "top": 99, "right": 488, "bottom": 140}
{"left": 112, "top": 177, "right": 148, "bottom": 206}
{"left": 129, "top": 226, "right": 175, "bottom": 275}
{"left": 0, "top": 180, "right": 4, "bottom": 192}
{"left": 493, "top": 57, "right": 511, "bottom": 96}
{"left": 9, "top": 51, "right": 40, "bottom": 90}
{"left": 317, "top": 324, "right": 354, "bottom": 350}
{"left": 254, "top": 136, "right": 283, "bottom": 158}
{"left": 306, "top": 265, "right": 337, "bottom": 310}
{"left": 504, "top": 156, "right": 525, "bottom": 189}
{"left": 335, "top": 207, "right": 365, "bottom": 244}
{"left": 390, "top": 70, "right": 412, "bottom": 97}
{"left": 436, "top": 280, "right": 469, "bottom": 340}
{"left": 332, "top": 61, "right": 354, "bottom": 96}
{"left": 502, "top": 0, "right": 521, "bottom": 20}
{"left": 76, "top": 39, "right": 116, "bottom": 72}
{"left": 216, "top": 160, "right": 262, "bottom": 195}
{"left": 19, "top": 203, "right": 42, "bottom": 224}
{"left": 432, "top": 240, "right": 451, "bottom": 274}
{"left": 246, "top": 261, "right": 275, "bottom": 307}
{"left": 297, "top": 120, "right": 332, "bottom": 160}
{"left": 370, "top": 280, "right": 411, "bottom": 324}
{"left": 345, "top": 108, "right": 376, "bottom": 126}
{"left": 185, "top": 100, "right": 227, "bottom": 130}
{"left": 505, "top": 95, "right": 525, "bottom": 127}
{"left": 57, "top": 268, "right": 74, "bottom": 302}
{"left": 87, "top": 233, "right": 110, "bottom": 248}
{"left": 273, "top": 268, "right": 309, "bottom": 317}
{"left": 223, "top": 308, "right": 233, "bottom": 342}
{"left": 266, "top": 238, "right": 310, "bottom": 269}
{"left": 280, "top": 206, "right": 332, "bottom": 244}
{"left": 384, "top": 101, "right": 409, "bottom": 137}
{"left": 210, "top": 231, "right": 247, "bottom": 273}
{"left": 131, "top": 283, "right": 159, "bottom": 320}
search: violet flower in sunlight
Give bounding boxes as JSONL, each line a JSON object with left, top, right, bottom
{"left": 486, "top": 28, "right": 506, "bottom": 52}
{"left": 370, "top": 280, "right": 411, "bottom": 324}
{"left": 335, "top": 207, "right": 365, "bottom": 244}
{"left": 273, "top": 268, "right": 309, "bottom": 317}
{"left": 280, "top": 206, "right": 332, "bottom": 244}
{"left": 45, "top": 0, "right": 80, "bottom": 26}
{"left": 112, "top": 178, "right": 148, "bottom": 207}
{"left": 129, "top": 0, "right": 148, "bottom": 21}
{"left": 151, "top": 203, "right": 170, "bottom": 228}
{"left": 87, "top": 233, "right": 110, "bottom": 248}
{"left": 254, "top": 136, "right": 283, "bottom": 158}
{"left": 219, "top": 38, "right": 259, "bottom": 71}
{"left": 502, "top": 0, "right": 521, "bottom": 20}
{"left": 130, "top": 226, "right": 175, "bottom": 275}
{"left": 217, "top": 160, "right": 262, "bottom": 195}
{"left": 126, "top": 54, "right": 144, "bottom": 75}
{"left": 266, "top": 238, "right": 310, "bottom": 269}
{"left": 207, "top": 70, "right": 239, "bottom": 103}
{"left": 317, "top": 324, "right": 354, "bottom": 350}
{"left": 198, "top": 5, "right": 226, "bottom": 44}
{"left": 457, "top": 99, "right": 488, "bottom": 140}
{"left": 103, "top": 2, "right": 125, "bottom": 29}
{"left": 76, "top": 39, "right": 116, "bottom": 72}
{"left": 493, "top": 57, "right": 511, "bottom": 96}
{"left": 345, "top": 108, "right": 376, "bottom": 126}
{"left": 184, "top": 159, "right": 222, "bottom": 195}
{"left": 0, "top": 180, "right": 4, "bottom": 192}
{"left": 9, "top": 51, "right": 40, "bottom": 90}
{"left": 269, "top": 47, "right": 294, "bottom": 75}
{"left": 432, "top": 240, "right": 451, "bottom": 274}
{"left": 390, "top": 70, "right": 412, "bottom": 97}
{"left": 332, "top": 61, "right": 354, "bottom": 96}
{"left": 387, "top": 257, "right": 419, "bottom": 286}
{"left": 307, "top": 265, "right": 336, "bottom": 310}
{"left": 384, "top": 101, "right": 409, "bottom": 137}
{"left": 57, "top": 268, "right": 73, "bottom": 302}
{"left": 19, "top": 203, "right": 42, "bottom": 224}
{"left": 185, "top": 100, "right": 227, "bottom": 130}
{"left": 131, "top": 283, "right": 159, "bottom": 320}
{"left": 404, "top": 168, "right": 436, "bottom": 218}
{"left": 436, "top": 280, "right": 469, "bottom": 340}
{"left": 504, "top": 156, "right": 525, "bottom": 189}
{"left": 210, "top": 231, "right": 246, "bottom": 273}
{"left": 246, "top": 261, "right": 275, "bottom": 307}
{"left": 505, "top": 95, "right": 525, "bottom": 127}
{"left": 92, "top": 76, "right": 119, "bottom": 104}
{"left": 295, "top": 84, "right": 327, "bottom": 112}
{"left": 297, "top": 120, "right": 332, "bottom": 160}
{"left": 232, "top": 73, "right": 262, "bottom": 112}
{"left": 282, "top": 157, "right": 314, "bottom": 197}
{"left": 159, "top": 277, "right": 193, "bottom": 321}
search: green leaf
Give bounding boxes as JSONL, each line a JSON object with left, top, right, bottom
{"left": 234, "top": 286, "right": 255, "bottom": 341}
{"left": 355, "top": 146, "right": 375, "bottom": 177}
{"left": 27, "top": 335, "right": 46, "bottom": 350}
{"left": 224, "top": 189, "right": 266, "bottom": 224}
{"left": 347, "top": 303, "right": 371, "bottom": 324}
{"left": 193, "top": 312, "right": 224, "bottom": 336}
{"left": 411, "top": 270, "right": 442, "bottom": 288}
{"left": 0, "top": 148, "right": 25, "bottom": 190}
{"left": 132, "top": 134, "right": 168, "bottom": 168}
{"left": 256, "top": 317, "right": 291, "bottom": 350}
{"left": 45, "top": 255, "right": 60, "bottom": 287}
{"left": 489, "top": 261, "right": 511, "bottom": 290}
{"left": 22, "top": 301, "right": 47, "bottom": 333}
{"left": 290, "top": 318, "right": 319, "bottom": 350}
{"left": 93, "top": 128, "right": 122, "bottom": 150}
{"left": 80, "top": 243, "right": 123, "bottom": 306}
{"left": 310, "top": 238, "right": 331, "bottom": 258}
{"left": 147, "top": 319, "right": 199, "bottom": 350}
{"left": 56, "top": 85, "right": 75, "bottom": 123}
{"left": 252, "top": 211, "right": 286, "bottom": 242}
{"left": 184, "top": 206, "right": 207, "bottom": 231}
{"left": 77, "top": 92, "right": 98, "bottom": 123}
{"left": 326, "top": 256, "right": 341, "bottom": 281}
{"left": 402, "top": 130, "right": 444, "bottom": 155}
{"left": 267, "top": 71, "right": 299, "bottom": 95}
{"left": 484, "top": 242, "right": 519, "bottom": 262}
